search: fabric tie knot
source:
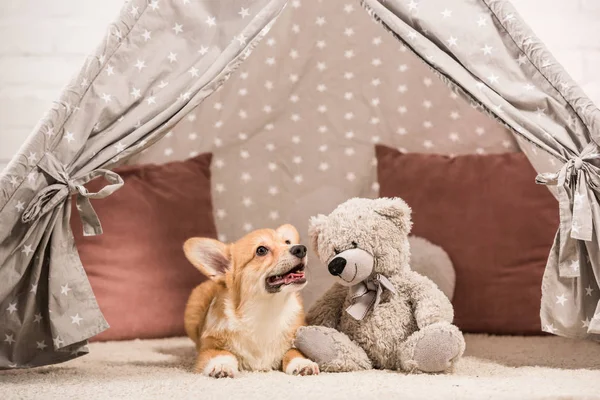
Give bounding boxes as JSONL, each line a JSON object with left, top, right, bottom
{"left": 535, "top": 141, "right": 600, "bottom": 278}
{"left": 345, "top": 273, "right": 396, "bottom": 320}
{"left": 21, "top": 152, "right": 123, "bottom": 236}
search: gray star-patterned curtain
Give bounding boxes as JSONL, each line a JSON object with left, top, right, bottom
{"left": 361, "top": 0, "right": 600, "bottom": 340}
{"left": 0, "top": 0, "right": 287, "bottom": 369}
{"left": 1, "top": 0, "right": 599, "bottom": 371}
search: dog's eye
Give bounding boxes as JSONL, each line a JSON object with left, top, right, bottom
{"left": 285, "top": 240, "right": 291, "bottom": 245}
{"left": 256, "top": 246, "right": 269, "bottom": 256}
{"left": 352, "top": 241, "right": 358, "bottom": 248}
{"left": 334, "top": 248, "right": 340, "bottom": 255}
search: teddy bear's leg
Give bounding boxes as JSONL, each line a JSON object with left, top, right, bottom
{"left": 399, "top": 322, "right": 465, "bottom": 373}
{"left": 294, "top": 326, "right": 372, "bottom": 372}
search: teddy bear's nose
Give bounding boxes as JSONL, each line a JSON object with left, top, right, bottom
{"left": 328, "top": 257, "right": 346, "bottom": 276}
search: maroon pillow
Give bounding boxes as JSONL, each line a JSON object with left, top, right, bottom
{"left": 71, "top": 153, "right": 216, "bottom": 341}
{"left": 376, "top": 145, "right": 559, "bottom": 335}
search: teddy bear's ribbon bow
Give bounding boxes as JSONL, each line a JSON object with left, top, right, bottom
{"left": 345, "top": 274, "right": 396, "bottom": 320}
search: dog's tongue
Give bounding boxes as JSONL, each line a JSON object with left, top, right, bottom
{"left": 284, "top": 271, "right": 305, "bottom": 284}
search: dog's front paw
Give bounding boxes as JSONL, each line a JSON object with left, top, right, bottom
{"left": 285, "top": 358, "right": 320, "bottom": 376}
{"left": 201, "top": 355, "right": 239, "bottom": 379}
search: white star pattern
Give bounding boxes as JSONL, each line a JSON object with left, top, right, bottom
{"left": 37, "top": 340, "right": 47, "bottom": 350}
{"left": 27, "top": 171, "right": 37, "bottom": 183}
{"left": 53, "top": 336, "right": 64, "bottom": 348}
{"left": 134, "top": 59, "right": 146, "bottom": 71}
{"left": 239, "top": 7, "right": 250, "bottom": 18}
{"left": 556, "top": 294, "right": 568, "bottom": 306}
{"left": 582, "top": 318, "right": 591, "bottom": 329}
{"left": 205, "top": 16, "right": 217, "bottom": 27}
{"left": 544, "top": 324, "right": 556, "bottom": 334}
{"left": 585, "top": 286, "right": 594, "bottom": 296}
{"left": 71, "top": 314, "right": 83, "bottom": 326}
{"left": 6, "top": 302, "right": 17, "bottom": 314}
{"left": 172, "top": 23, "right": 183, "bottom": 34}
{"left": 4, "top": 334, "right": 15, "bottom": 345}
{"left": 61, "top": 283, "right": 72, "bottom": 296}
{"left": 446, "top": 36, "right": 458, "bottom": 47}
{"left": 131, "top": 87, "right": 142, "bottom": 99}
{"left": 21, "top": 244, "right": 33, "bottom": 257}
{"left": 487, "top": 74, "right": 499, "bottom": 84}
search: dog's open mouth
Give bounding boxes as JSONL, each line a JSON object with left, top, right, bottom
{"left": 266, "top": 264, "right": 306, "bottom": 290}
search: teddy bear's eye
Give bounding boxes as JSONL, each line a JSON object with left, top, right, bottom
{"left": 351, "top": 241, "right": 358, "bottom": 248}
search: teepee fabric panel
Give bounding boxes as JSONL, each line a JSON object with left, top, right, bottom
{"left": 0, "top": 0, "right": 286, "bottom": 369}
{"left": 362, "top": 0, "right": 600, "bottom": 340}
{"left": 133, "top": 1, "right": 518, "bottom": 306}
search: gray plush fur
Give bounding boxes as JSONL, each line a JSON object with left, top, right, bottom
{"left": 295, "top": 197, "right": 466, "bottom": 373}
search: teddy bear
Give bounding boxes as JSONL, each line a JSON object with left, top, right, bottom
{"left": 294, "top": 197, "right": 465, "bottom": 373}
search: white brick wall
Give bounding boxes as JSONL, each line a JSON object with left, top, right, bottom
{"left": 0, "top": 0, "right": 125, "bottom": 170}
{"left": 1, "top": 0, "right": 599, "bottom": 170}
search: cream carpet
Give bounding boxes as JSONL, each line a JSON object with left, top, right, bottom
{"left": 2, "top": 334, "right": 600, "bottom": 400}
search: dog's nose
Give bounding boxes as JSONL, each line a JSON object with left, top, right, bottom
{"left": 328, "top": 257, "right": 346, "bottom": 276}
{"left": 290, "top": 245, "right": 307, "bottom": 259}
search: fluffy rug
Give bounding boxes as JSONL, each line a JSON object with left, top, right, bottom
{"left": 2, "top": 334, "right": 600, "bottom": 400}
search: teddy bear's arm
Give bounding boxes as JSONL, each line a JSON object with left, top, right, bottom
{"left": 406, "top": 271, "right": 454, "bottom": 329}
{"left": 306, "top": 283, "right": 348, "bottom": 328}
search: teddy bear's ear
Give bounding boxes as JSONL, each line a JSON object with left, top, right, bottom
{"left": 308, "top": 214, "right": 328, "bottom": 258}
{"left": 372, "top": 197, "right": 413, "bottom": 234}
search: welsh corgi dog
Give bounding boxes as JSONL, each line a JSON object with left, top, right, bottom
{"left": 183, "top": 224, "right": 319, "bottom": 378}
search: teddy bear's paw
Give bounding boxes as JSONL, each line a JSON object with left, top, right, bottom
{"left": 403, "top": 322, "right": 465, "bottom": 373}
{"left": 286, "top": 358, "right": 320, "bottom": 376}
{"left": 295, "top": 326, "right": 373, "bottom": 372}
{"left": 294, "top": 326, "right": 339, "bottom": 366}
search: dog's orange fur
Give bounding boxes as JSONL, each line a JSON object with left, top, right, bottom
{"left": 183, "top": 224, "right": 319, "bottom": 378}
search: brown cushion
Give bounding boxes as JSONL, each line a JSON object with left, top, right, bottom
{"left": 71, "top": 153, "right": 216, "bottom": 341}
{"left": 375, "top": 145, "right": 559, "bottom": 335}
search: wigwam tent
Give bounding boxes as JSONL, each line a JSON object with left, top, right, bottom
{"left": 1, "top": 0, "right": 599, "bottom": 369}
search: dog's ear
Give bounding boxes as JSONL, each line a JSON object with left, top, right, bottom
{"left": 308, "top": 214, "right": 328, "bottom": 258}
{"left": 183, "top": 238, "right": 230, "bottom": 280}
{"left": 372, "top": 197, "right": 413, "bottom": 234}
{"left": 276, "top": 224, "right": 300, "bottom": 244}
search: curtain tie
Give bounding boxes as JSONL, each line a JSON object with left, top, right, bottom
{"left": 535, "top": 142, "right": 600, "bottom": 277}
{"left": 21, "top": 152, "right": 123, "bottom": 236}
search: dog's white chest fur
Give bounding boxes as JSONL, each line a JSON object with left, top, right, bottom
{"left": 205, "top": 294, "right": 302, "bottom": 371}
